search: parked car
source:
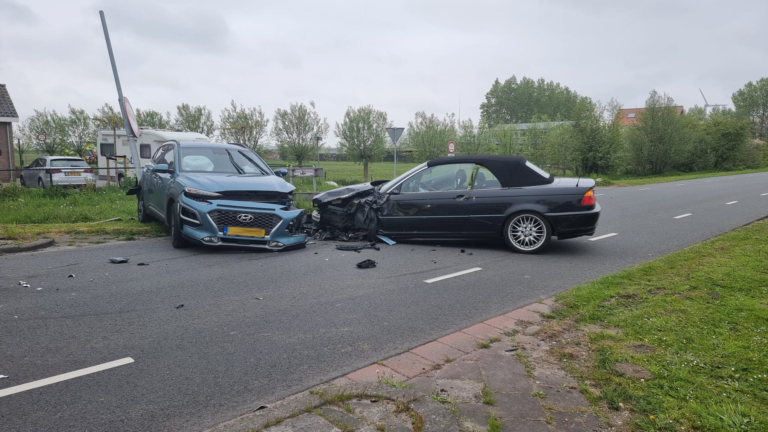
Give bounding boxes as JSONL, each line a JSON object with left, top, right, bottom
{"left": 312, "top": 155, "right": 601, "bottom": 254}
{"left": 19, "top": 156, "right": 97, "bottom": 188}
{"left": 133, "top": 141, "right": 307, "bottom": 250}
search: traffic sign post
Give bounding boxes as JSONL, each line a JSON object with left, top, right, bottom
{"left": 447, "top": 141, "right": 456, "bottom": 156}
{"left": 386, "top": 127, "right": 405, "bottom": 178}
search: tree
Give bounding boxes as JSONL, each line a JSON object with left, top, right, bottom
{"left": 136, "top": 108, "right": 172, "bottom": 130}
{"left": 27, "top": 108, "right": 68, "bottom": 155}
{"left": 455, "top": 119, "right": 492, "bottom": 155}
{"left": 406, "top": 112, "right": 456, "bottom": 161}
{"left": 14, "top": 118, "right": 36, "bottom": 167}
{"left": 272, "top": 101, "right": 329, "bottom": 165}
{"left": 93, "top": 103, "right": 124, "bottom": 158}
{"left": 335, "top": 105, "right": 389, "bottom": 180}
{"left": 704, "top": 109, "right": 751, "bottom": 170}
{"left": 173, "top": 103, "right": 215, "bottom": 137}
{"left": 626, "top": 91, "right": 688, "bottom": 174}
{"left": 218, "top": 100, "right": 269, "bottom": 154}
{"left": 65, "top": 105, "right": 94, "bottom": 157}
{"left": 480, "top": 75, "right": 591, "bottom": 127}
{"left": 732, "top": 78, "right": 768, "bottom": 139}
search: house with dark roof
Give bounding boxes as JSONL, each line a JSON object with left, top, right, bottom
{"left": 618, "top": 106, "right": 684, "bottom": 126}
{"left": 0, "top": 84, "right": 20, "bottom": 183}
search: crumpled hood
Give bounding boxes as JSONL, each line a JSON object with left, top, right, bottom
{"left": 181, "top": 173, "right": 295, "bottom": 193}
{"left": 313, "top": 181, "right": 385, "bottom": 205}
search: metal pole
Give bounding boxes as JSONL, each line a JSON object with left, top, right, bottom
{"left": 312, "top": 164, "right": 316, "bottom": 194}
{"left": 394, "top": 144, "right": 397, "bottom": 179}
{"left": 99, "top": 11, "right": 142, "bottom": 181}
{"left": 5, "top": 124, "right": 13, "bottom": 183}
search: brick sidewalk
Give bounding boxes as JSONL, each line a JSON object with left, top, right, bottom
{"left": 208, "top": 299, "right": 604, "bottom": 432}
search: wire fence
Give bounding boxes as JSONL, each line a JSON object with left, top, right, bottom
{"left": 0, "top": 167, "right": 138, "bottom": 188}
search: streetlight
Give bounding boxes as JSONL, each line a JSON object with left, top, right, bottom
{"left": 13, "top": 131, "right": 23, "bottom": 168}
{"left": 314, "top": 135, "right": 322, "bottom": 166}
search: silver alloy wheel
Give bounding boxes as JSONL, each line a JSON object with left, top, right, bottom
{"left": 507, "top": 214, "right": 547, "bottom": 251}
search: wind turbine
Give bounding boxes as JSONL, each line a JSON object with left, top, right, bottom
{"left": 699, "top": 88, "right": 727, "bottom": 115}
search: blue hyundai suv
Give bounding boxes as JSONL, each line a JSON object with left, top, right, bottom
{"left": 134, "top": 141, "right": 307, "bottom": 250}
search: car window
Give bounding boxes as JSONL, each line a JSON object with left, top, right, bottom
{"left": 162, "top": 146, "right": 176, "bottom": 170}
{"left": 473, "top": 166, "right": 502, "bottom": 190}
{"left": 151, "top": 146, "right": 165, "bottom": 164}
{"left": 399, "top": 163, "right": 475, "bottom": 193}
{"left": 51, "top": 159, "right": 90, "bottom": 168}
{"left": 180, "top": 147, "right": 270, "bottom": 175}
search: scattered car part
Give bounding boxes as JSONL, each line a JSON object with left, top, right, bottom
{"left": 108, "top": 257, "right": 129, "bottom": 264}
{"left": 175, "top": 304, "right": 184, "bottom": 309}
{"left": 376, "top": 235, "right": 396, "bottom": 245}
{"left": 336, "top": 242, "right": 379, "bottom": 252}
{"left": 137, "top": 262, "right": 149, "bottom": 266}
{"left": 90, "top": 217, "right": 123, "bottom": 224}
{"left": 356, "top": 259, "right": 377, "bottom": 269}
{"left": 67, "top": 274, "right": 75, "bottom": 278}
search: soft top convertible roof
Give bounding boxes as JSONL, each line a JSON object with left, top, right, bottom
{"left": 427, "top": 155, "right": 553, "bottom": 187}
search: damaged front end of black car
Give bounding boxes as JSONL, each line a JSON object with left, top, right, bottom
{"left": 311, "top": 180, "right": 389, "bottom": 241}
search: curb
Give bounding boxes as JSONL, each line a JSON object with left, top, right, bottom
{"left": 0, "top": 238, "right": 55, "bottom": 254}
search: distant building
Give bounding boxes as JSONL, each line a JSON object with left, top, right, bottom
{"left": 0, "top": 84, "right": 20, "bottom": 183}
{"left": 618, "top": 106, "right": 684, "bottom": 126}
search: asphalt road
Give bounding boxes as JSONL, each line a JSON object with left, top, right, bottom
{"left": 1, "top": 172, "right": 766, "bottom": 431}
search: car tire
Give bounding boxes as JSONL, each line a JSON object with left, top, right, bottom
{"left": 169, "top": 203, "right": 188, "bottom": 249}
{"left": 19, "top": 176, "right": 25, "bottom": 187}
{"left": 137, "top": 194, "right": 152, "bottom": 223}
{"left": 38, "top": 177, "right": 45, "bottom": 189}
{"left": 503, "top": 212, "right": 551, "bottom": 254}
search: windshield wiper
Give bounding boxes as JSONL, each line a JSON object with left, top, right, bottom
{"left": 226, "top": 151, "right": 245, "bottom": 174}
{"left": 237, "top": 151, "right": 269, "bottom": 175}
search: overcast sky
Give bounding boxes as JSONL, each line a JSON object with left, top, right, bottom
{"left": 2, "top": 0, "right": 766, "bottom": 144}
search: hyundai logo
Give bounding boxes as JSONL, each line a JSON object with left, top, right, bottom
{"left": 237, "top": 213, "right": 254, "bottom": 223}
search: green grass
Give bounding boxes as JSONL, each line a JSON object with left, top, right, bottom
{"left": 0, "top": 183, "right": 166, "bottom": 241}
{"left": 595, "top": 167, "right": 768, "bottom": 187}
{"left": 481, "top": 383, "right": 496, "bottom": 405}
{"left": 531, "top": 390, "right": 546, "bottom": 398}
{"left": 487, "top": 411, "right": 502, "bottom": 432}
{"left": 476, "top": 341, "right": 492, "bottom": 349}
{"left": 553, "top": 219, "right": 768, "bottom": 431}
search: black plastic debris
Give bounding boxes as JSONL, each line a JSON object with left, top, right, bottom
{"left": 108, "top": 257, "right": 129, "bottom": 264}
{"left": 336, "top": 242, "right": 380, "bottom": 252}
{"left": 137, "top": 263, "right": 149, "bottom": 266}
{"left": 461, "top": 249, "right": 465, "bottom": 253}
{"left": 255, "top": 297, "right": 264, "bottom": 300}
{"left": 254, "top": 405, "right": 269, "bottom": 412}
{"left": 356, "top": 259, "right": 377, "bottom": 269}
{"left": 19, "top": 281, "right": 27, "bottom": 286}
{"left": 314, "top": 252, "right": 318, "bottom": 255}
{"left": 175, "top": 304, "right": 184, "bottom": 309}
{"left": 505, "top": 347, "right": 519, "bottom": 352}
{"left": 67, "top": 274, "right": 75, "bottom": 278}
{"left": 467, "top": 252, "right": 473, "bottom": 256}
{"left": 431, "top": 249, "right": 436, "bottom": 252}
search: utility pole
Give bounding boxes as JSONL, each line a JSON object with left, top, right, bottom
{"left": 315, "top": 135, "right": 322, "bottom": 166}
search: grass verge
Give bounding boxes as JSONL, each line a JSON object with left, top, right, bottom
{"left": 552, "top": 219, "right": 768, "bottom": 431}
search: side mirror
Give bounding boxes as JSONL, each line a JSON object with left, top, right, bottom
{"left": 273, "top": 168, "right": 288, "bottom": 177}
{"left": 153, "top": 164, "right": 173, "bottom": 174}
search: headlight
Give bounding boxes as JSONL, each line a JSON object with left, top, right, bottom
{"left": 184, "top": 187, "right": 223, "bottom": 199}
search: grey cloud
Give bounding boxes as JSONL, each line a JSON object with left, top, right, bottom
{"left": 0, "top": 0, "right": 39, "bottom": 24}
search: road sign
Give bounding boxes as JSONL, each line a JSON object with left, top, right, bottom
{"left": 123, "top": 96, "right": 141, "bottom": 138}
{"left": 448, "top": 141, "right": 456, "bottom": 154}
{"left": 36, "top": 133, "right": 47, "bottom": 142}
{"left": 386, "top": 127, "right": 404, "bottom": 146}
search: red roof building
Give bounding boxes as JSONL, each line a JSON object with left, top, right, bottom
{"left": 618, "top": 106, "right": 684, "bottom": 125}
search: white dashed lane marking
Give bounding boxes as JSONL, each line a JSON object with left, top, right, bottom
{"left": 595, "top": 194, "right": 605, "bottom": 196}
{"left": 639, "top": 188, "right": 651, "bottom": 191}
{"left": 726, "top": 201, "right": 738, "bottom": 205}
{"left": 589, "top": 233, "right": 618, "bottom": 241}
{"left": 424, "top": 268, "right": 482, "bottom": 284}
{"left": 761, "top": 193, "right": 768, "bottom": 196}
{"left": 674, "top": 214, "right": 692, "bottom": 219}
{"left": 0, "top": 358, "right": 134, "bottom": 398}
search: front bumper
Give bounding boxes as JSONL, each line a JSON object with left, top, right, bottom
{"left": 546, "top": 203, "right": 601, "bottom": 240}
{"left": 177, "top": 195, "right": 308, "bottom": 250}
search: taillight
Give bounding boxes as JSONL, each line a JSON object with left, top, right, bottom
{"left": 581, "top": 189, "right": 596, "bottom": 206}
{"left": 46, "top": 169, "right": 62, "bottom": 174}
{"left": 84, "top": 169, "right": 94, "bottom": 173}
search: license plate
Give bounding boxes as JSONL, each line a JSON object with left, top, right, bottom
{"left": 65, "top": 172, "right": 81, "bottom": 176}
{"left": 223, "top": 227, "right": 266, "bottom": 237}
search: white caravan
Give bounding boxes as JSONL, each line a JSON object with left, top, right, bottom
{"left": 95, "top": 128, "right": 211, "bottom": 168}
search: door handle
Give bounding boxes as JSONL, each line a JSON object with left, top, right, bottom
{"left": 455, "top": 195, "right": 469, "bottom": 201}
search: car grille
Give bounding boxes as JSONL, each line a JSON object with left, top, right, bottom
{"left": 208, "top": 210, "right": 282, "bottom": 233}
{"left": 218, "top": 191, "right": 291, "bottom": 204}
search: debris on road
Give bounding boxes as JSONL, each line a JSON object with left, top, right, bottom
{"left": 36, "top": 288, "right": 42, "bottom": 291}
{"left": 137, "top": 263, "right": 149, "bottom": 266}
{"left": 356, "top": 259, "right": 377, "bottom": 269}
{"left": 21, "top": 283, "right": 30, "bottom": 288}
{"left": 67, "top": 274, "right": 75, "bottom": 278}
{"left": 90, "top": 217, "right": 123, "bottom": 224}
{"left": 0, "top": 375, "right": 7, "bottom": 379}
{"left": 461, "top": 249, "right": 465, "bottom": 253}
{"left": 336, "top": 242, "right": 379, "bottom": 252}
{"left": 255, "top": 297, "right": 263, "bottom": 300}
{"left": 467, "top": 252, "right": 473, "bottom": 256}
{"left": 376, "top": 235, "right": 396, "bottom": 245}
{"left": 505, "top": 347, "right": 519, "bottom": 352}
{"left": 108, "top": 257, "right": 129, "bottom": 264}
{"left": 19, "top": 281, "right": 27, "bottom": 286}
{"left": 175, "top": 304, "right": 184, "bottom": 309}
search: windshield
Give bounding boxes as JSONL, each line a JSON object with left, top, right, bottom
{"left": 180, "top": 147, "right": 271, "bottom": 175}
{"left": 379, "top": 162, "right": 427, "bottom": 193}
{"left": 51, "top": 159, "right": 90, "bottom": 168}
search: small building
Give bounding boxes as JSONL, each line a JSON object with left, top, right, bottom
{"left": 618, "top": 106, "right": 684, "bottom": 126}
{"left": 0, "top": 84, "right": 20, "bottom": 183}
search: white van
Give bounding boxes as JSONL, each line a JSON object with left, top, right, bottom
{"left": 96, "top": 128, "right": 211, "bottom": 168}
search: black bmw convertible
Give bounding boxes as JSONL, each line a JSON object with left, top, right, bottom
{"left": 313, "top": 155, "right": 601, "bottom": 253}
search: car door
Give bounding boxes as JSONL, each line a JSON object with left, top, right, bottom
{"left": 21, "top": 159, "right": 38, "bottom": 185}
{"left": 380, "top": 163, "right": 475, "bottom": 238}
{"left": 467, "top": 165, "right": 514, "bottom": 237}
{"left": 146, "top": 144, "right": 174, "bottom": 219}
